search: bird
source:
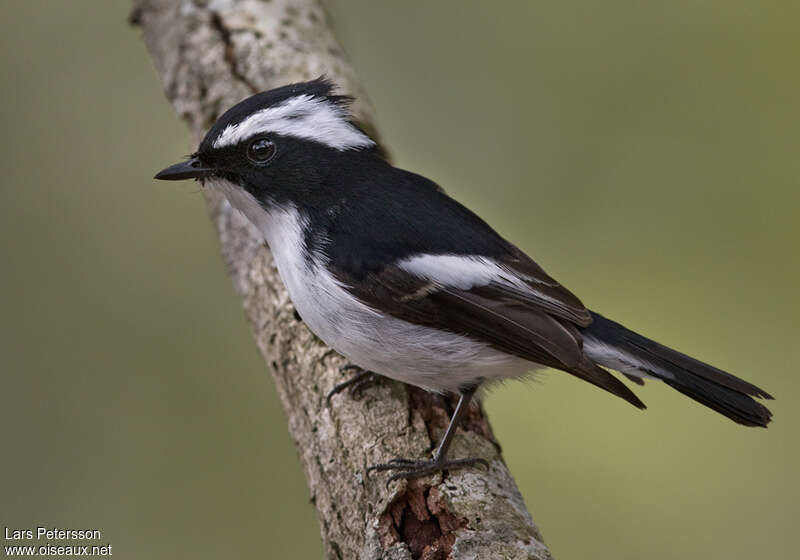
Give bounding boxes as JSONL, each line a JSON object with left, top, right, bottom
{"left": 155, "top": 78, "right": 773, "bottom": 481}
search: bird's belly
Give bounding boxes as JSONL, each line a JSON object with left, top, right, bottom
{"left": 284, "top": 263, "right": 531, "bottom": 393}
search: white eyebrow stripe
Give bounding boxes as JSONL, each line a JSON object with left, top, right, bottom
{"left": 212, "top": 94, "right": 375, "bottom": 151}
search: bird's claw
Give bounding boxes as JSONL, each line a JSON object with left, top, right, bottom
{"left": 326, "top": 365, "right": 378, "bottom": 405}
{"left": 367, "top": 456, "right": 489, "bottom": 487}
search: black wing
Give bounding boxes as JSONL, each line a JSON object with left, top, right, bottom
{"left": 333, "top": 252, "right": 645, "bottom": 409}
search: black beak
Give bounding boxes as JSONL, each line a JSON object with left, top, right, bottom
{"left": 154, "top": 157, "right": 216, "bottom": 181}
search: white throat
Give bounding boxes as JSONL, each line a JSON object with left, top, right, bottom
{"left": 206, "top": 176, "right": 308, "bottom": 280}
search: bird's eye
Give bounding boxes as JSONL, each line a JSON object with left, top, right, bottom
{"left": 246, "top": 138, "right": 276, "bottom": 164}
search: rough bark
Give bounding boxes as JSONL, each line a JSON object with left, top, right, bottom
{"left": 132, "top": 1, "right": 552, "bottom": 558}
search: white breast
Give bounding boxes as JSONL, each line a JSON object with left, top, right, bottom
{"left": 209, "top": 179, "right": 532, "bottom": 392}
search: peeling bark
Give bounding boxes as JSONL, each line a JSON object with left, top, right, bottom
{"left": 132, "top": 1, "right": 552, "bottom": 558}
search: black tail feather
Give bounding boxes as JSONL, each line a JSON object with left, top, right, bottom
{"left": 568, "top": 361, "right": 647, "bottom": 410}
{"left": 662, "top": 377, "right": 772, "bottom": 427}
{"left": 582, "top": 311, "right": 773, "bottom": 427}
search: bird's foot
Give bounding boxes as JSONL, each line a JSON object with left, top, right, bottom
{"left": 326, "top": 365, "right": 379, "bottom": 404}
{"left": 367, "top": 456, "right": 489, "bottom": 485}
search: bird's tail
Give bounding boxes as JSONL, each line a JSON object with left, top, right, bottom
{"left": 581, "top": 311, "right": 773, "bottom": 427}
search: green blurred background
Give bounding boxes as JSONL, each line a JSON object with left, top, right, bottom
{"left": 1, "top": 1, "right": 796, "bottom": 558}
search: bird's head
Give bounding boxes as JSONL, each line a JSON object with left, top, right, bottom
{"left": 154, "top": 78, "right": 379, "bottom": 210}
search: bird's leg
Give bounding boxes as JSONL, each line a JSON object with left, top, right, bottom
{"left": 326, "top": 364, "right": 379, "bottom": 404}
{"left": 367, "top": 385, "right": 489, "bottom": 482}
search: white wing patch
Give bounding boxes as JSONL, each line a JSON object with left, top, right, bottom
{"left": 397, "top": 255, "right": 504, "bottom": 290}
{"left": 212, "top": 94, "right": 375, "bottom": 151}
{"left": 398, "top": 253, "right": 561, "bottom": 299}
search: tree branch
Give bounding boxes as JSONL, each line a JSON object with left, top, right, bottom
{"left": 132, "top": 1, "right": 552, "bottom": 558}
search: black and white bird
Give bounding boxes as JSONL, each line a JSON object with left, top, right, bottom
{"left": 155, "top": 78, "right": 773, "bottom": 480}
